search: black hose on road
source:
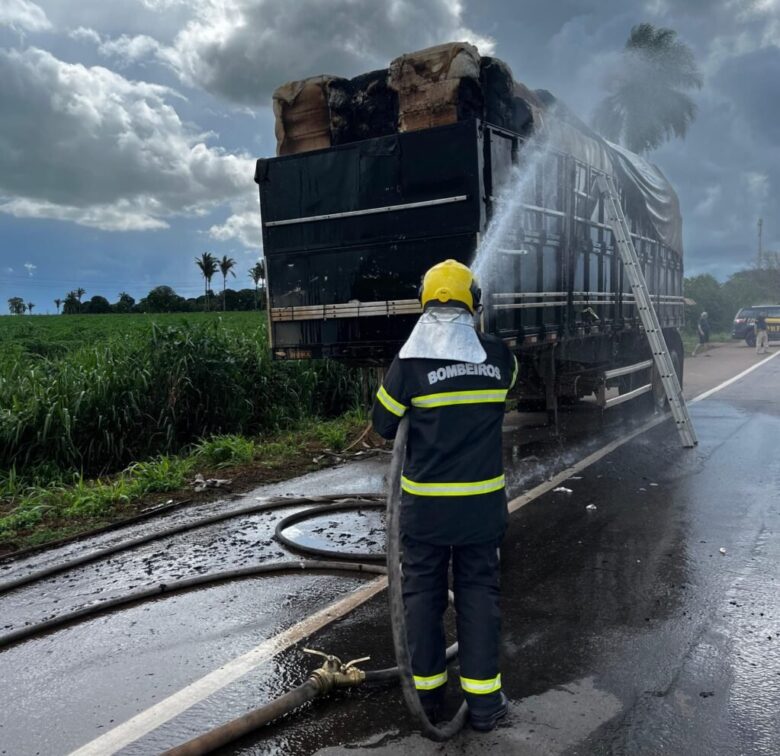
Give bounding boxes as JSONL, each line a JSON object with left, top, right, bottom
{"left": 0, "top": 493, "right": 384, "bottom": 595}
{"left": 0, "top": 560, "right": 386, "bottom": 651}
{"left": 274, "top": 502, "right": 386, "bottom": 561}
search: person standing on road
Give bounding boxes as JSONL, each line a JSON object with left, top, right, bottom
{"left": 371, "top": 259, "right": 517, "bottom": 733}
{"left": 692, "top": 311, "right": 710, "bottom": 357}
{"left": 755, "top": 313, "right": 769, "bottom": 355}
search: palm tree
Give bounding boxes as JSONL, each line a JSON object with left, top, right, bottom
{"left": 249, "top": 260, "right": 266, "bottom": 310}
{"left": 592, "top": 23, "right": 702, "bottom": 154}
{"left": 218, "top": 255, "right": 237, "bottom": 311}
{"left": 54, "top": 298, "right": 62, "bottom": 314}
{"left": 27, "top": 302, "right": 35, "bottom": 314}
{"left": 63, "top": 291, "right": 80, "bottom": 315}
{"left": 8, "top": 297, "right": 25, "bottom": 315}
{"left": 75, "top": 287, "right": 86, "bottom": 314}
{"left": 195, "top": 252, "right": 218, "bottom": 311}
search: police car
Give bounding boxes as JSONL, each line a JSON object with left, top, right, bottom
{"left": 732, "top": 305, "right": 780, "bottom": 346}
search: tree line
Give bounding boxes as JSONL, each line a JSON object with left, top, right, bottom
{"left": 7, "top": 256, "right": 267, "bottom": 315}
{"left": 684, "top": 266, "right": 780, "bottom": 334}
{"left": 8, "top": 263, "right": 778, "bottom": 323}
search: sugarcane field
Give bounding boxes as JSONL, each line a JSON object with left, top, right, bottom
{"left": 1, "top": 3, "right": 778, "bottom": 755}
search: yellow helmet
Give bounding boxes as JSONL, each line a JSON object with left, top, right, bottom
{"left": 420, "top": 259, "right": 481, "bottom": 314}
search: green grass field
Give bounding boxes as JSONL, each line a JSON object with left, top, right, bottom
{"left": 1, "top": 311, "right": 364, "bottom": 478}
{"left": 1, "top": 311, "right": 266, "bottom": 363}
{"left": 1, "top": 312, "right": 373, "bottom": 546}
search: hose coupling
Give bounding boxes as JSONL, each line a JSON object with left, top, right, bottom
{"left": 303, "top": 648, "right": 370, "bottom": 694}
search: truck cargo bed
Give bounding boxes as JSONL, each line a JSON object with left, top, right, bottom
{"left": 255, "top": 118, "right": 683, "bottom": 365}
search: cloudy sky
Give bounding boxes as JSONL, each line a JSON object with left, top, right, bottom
{"left": 1, "top": 0, "right": 778, "bottom": 312}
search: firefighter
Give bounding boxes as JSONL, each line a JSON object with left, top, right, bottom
{"left": 371, "top": 259, "right": 516, "bottom": 732}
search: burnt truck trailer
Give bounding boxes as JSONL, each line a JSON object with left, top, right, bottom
{"left": 254, "top": 44, "right": 685, "bottom": 415}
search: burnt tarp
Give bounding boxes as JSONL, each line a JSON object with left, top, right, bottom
{"left": 605, "top": 140, "right": 683, "bottom": 256}
{"left": 512, "top": 82, "right": 545, "bottom": 135}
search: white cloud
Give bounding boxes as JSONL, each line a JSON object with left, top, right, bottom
{"left": 208, "top": 199, "right": 263, "bottom": 249}
{"left": 693, "top": 184, "right": 722, "bottom": 217}
{"left": 29, "top": 0, "right": 192, "bottom": 40}
{"left": 742, "top": 171, "right": 770, "bottom": 204}
{"left": 23, "top": 262, "right": 37, "bottom": 276}
{"left": 1, "top": 198, "right": 170, "bottom": 231}
{"left": 0, "top": 0, "right": 51, "bottom": 32}
{"left": 68, "top": 26, "right": 102, "bottom": 44}
{"left": 98, "top": 33, "right": 162, "bottom": 63}
{"left": 0, "top": 46, "right": 255, "bottom": 231}
{"left": 727, "top": 0, "right": 780, "bottom": 21}
{"left": 99, "top": 0, "right": 493, "bottom": 104}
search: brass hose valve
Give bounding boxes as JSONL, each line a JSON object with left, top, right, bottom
{"left": 303, "top": 648, "right": 370, "bottom": 694}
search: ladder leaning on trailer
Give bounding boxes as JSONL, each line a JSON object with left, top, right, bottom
{"left": 595, "top": 174, "right": 697, "bottom": 448}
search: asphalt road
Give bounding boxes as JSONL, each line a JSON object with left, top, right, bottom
{"left": 1, "top": 342, "right": 777, "bottom": 755}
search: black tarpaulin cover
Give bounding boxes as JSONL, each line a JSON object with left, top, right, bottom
{"left": 606, "top": 140, "right": 683, "bottom": 256}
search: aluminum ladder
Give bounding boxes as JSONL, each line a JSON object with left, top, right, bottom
{"left": 596, "top": 173, "right": 698, "bottom": 447}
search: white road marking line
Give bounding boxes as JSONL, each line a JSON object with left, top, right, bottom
{"left": 67, "top": 577, "right": 387, "bottom": 756}
{"left": 689, "top": 348, "right": 780, "bottom": 404}
{"left": 70, "top": 349, "right": 778, "bottom": 754}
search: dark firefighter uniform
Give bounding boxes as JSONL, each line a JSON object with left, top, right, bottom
{"left": 372, "top": 299, "right": 516, "bottom": 723}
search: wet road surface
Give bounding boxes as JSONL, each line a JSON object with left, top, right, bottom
{"left": 223, "top": 350, "right": 780, "bottom": 756}
{"left": 0, "top": 344, "right": 777, "bottom": 755}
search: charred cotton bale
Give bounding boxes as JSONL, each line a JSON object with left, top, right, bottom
{"left": 511, "top": 81, "right": 546, "bottom": 136}
{"left": 388, "top": 42, "right": 483, "bottom": 132}
{"left": 272, "top": 75, "right": 346, "bottom": 156}
{"left": 328, "top": 69, "right": 399, "bottom": 145}
{"left": 480, "top": 56, "right": 515, "bottom": 130}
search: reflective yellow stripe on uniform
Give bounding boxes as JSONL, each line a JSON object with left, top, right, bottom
{"left": 413, "top": 671, "right": 448, "bottom": 691}
{"left": 376, "top": 385, "right": 407, "bottom": 417}
{"left": 401, "top": 474, "right": 505, "bottom": 497}
{"left": 411, "top": 389, "right": 508, "bottom": 409}
{"left": 460, "top": 674, "right": 502, "bottom": 695}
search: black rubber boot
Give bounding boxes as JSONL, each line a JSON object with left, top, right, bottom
{"left": 469, "top": 692, "right": 508, "bottom": 732}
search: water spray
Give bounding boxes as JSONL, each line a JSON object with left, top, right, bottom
{"left": 472, "top": 135, "right": 553, "bottom": 307}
